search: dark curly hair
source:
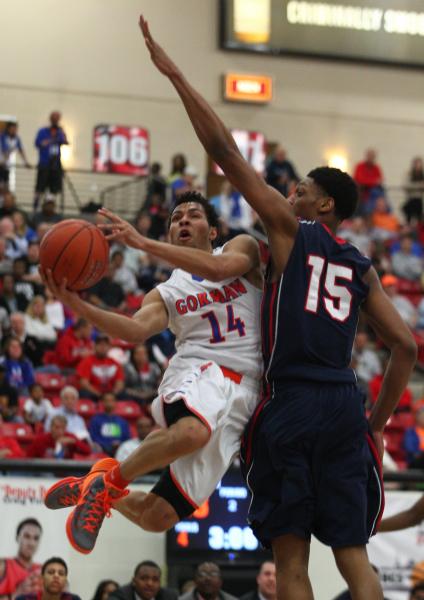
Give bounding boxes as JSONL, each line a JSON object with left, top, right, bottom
{"left": 169, "top": 191, "right": 219, "bottom": 228}
{"left": 308, "top": 166, "right": 358, "bottom": 221}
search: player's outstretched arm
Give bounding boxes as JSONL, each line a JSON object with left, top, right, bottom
{"left": 98, "top": 208, "right": 261, "bottom": 283}
{"left": 139, "top": 15, "right": 297, "bottom": 240}
{"left": 379, "top": 495, "right": 424, "bottom": 532}
{"left": 362, "top": 268, "right": 417, "bottom": 454}
{"left": 40, "top": 268, "right": 168, "bottom": 343}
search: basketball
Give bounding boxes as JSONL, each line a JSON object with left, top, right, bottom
{"left": 39, "top": 219, "right": 109, "bottom": 291}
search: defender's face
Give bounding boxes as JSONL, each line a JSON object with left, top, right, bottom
{"left": 169, "top": 202, "right": 216, "bottom": 249}
{"left": 288, "top": 177, "right": 324, "bottom": 221}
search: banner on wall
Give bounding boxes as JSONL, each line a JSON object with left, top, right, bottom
{"left": 212, "top": 129, "right": 266, "bottom": 176}
{"left": 93, "top": 124, "right": 150, "bottom": 176}
{"left": 368, "top": 491, "right": 424, "bottom": 600}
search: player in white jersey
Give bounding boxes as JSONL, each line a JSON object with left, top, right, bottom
{"left": 42, "top": 191, "right": 263, "bottom": 554}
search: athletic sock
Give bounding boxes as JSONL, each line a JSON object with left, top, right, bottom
{"left": 105, "top": 465, "right": 131, "bottom": 490}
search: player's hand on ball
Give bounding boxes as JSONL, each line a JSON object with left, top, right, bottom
{"left": 39, "top": 267, "right": 80, "bottom": 307}
{"left": 139, "top": 15, "right": 180, "bottom": 78}
{"left": 97, "top": 207, "right": 147, "bottom": 250}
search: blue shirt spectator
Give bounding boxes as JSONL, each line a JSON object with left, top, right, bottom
{"left": 1, "top": 337, "right": 35, "bottom": 393}
{"left": 88, "top": 392, "right": 130, "bottom": 456}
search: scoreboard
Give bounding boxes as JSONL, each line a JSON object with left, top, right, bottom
{"left": 166, "top": 468, "right": 271, "bottom": 564}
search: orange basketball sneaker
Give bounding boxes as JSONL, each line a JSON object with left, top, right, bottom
{"left": 44, "top": 457, "right": 118, "bottom": 510}
{"left": 66, "top": 472, "right": 128, "bottom": 554}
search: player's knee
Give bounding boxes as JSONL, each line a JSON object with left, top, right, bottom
{"left": 171, "top": 419, "right": 210, "bottom": 453}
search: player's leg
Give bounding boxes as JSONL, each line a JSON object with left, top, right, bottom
{"left": 332, "top": 546, "right": 383, "bottom": 600}
{"left": 272, "top": 534, "right": 314, "bottom": 600}
{"left": 113, "top": 490, "right": 179, "bottom": 532}
{"left": 118, "top": 414, "right": 210, "bottom": 481}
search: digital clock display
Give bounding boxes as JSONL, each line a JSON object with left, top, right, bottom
{"left": 166, "top": 469, "right": 270, "bottom": 563}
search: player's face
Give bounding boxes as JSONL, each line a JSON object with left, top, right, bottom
{"left": 43, "top": 562, "right": 67, "bottom": 595}
{"left": 257, "top": 562, "right": 276, "bottom": 598}
{"left": 132, "top": 566, "right": 161, "bottom": 600}
{"left": 169, "top": 202, "right": 217, "bottom": 250}
{"left": 17, "top": 525, "right": 42, "bottom": 560}
{"left": 289, "top": 178, "right": 327, "bottom": 221}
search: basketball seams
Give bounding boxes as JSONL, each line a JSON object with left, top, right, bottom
{"left": 68, "top": 226, "right": 95, "bottom": 289}
{"left": 48, "top": 223, "right": 92, "bottom": 274}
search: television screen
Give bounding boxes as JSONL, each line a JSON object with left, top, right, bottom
{"left": 220, "top": 0, "right": 424, "bottom": 68}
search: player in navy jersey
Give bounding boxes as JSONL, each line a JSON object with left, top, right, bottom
{"left": 140, "top": 17, "right": 418, "bottom": 600}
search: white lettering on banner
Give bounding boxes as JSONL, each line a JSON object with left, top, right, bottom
{"left": 286, "top": 1, "right": 424, "bottom": 37}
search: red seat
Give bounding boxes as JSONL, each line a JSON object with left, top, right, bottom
{"left": 0, "top": 423, "right": 34, "bottom": 442}
{"left": 387, "top": 412, "right": 414, "bottom": 431}
{"left": 113, "top": 400, "right": 141, "bottom": 421}
{"left": 77, "top": 399, "right": 97, "bottom": 419}
{"left": 35, "top": 373, "right": 66, "bottom": 395}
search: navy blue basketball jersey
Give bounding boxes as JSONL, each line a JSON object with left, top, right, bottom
{"left": 262, "top": 221, "right": 371, "bottom": 384}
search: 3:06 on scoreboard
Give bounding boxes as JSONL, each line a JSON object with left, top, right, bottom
{"left": 93, "top": 124, "right": 150, "bottom": 176}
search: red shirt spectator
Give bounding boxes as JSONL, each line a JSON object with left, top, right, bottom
{"left": 26, "top": 415, "right": 90, "bottom": 459}
{"left": 354, "top": 148, "right": 383, "bottom": 202}
{"left": 76, "top": 335, "right": 124, "bottom": 399}
{"left": 0, "top": 436, "right": 25, "bottom": 458}
{"left": 55, "top": 319, "right": 93, "bottom": 369}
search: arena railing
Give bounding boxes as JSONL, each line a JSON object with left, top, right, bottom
{"left": 10, "top": 164, "right": 148, "bottom": 220}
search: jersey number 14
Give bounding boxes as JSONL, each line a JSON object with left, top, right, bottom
{"left": 202, "top": 305, "right": 246, "bottom": 344}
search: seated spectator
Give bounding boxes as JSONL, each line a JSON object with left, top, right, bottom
{"left": 351, "top": 331, "right": 381, "bottom": 394}
{"left": 403, "top": 157, "right": 424, "bottom": 224}
{"left": 369, "top": 354, "right": 413, "bottom": 413}
{"left": 26, "top": 414, "right": 90, "bottom": 459}
{"left": 338, "top": 217, "right": 371, "bottom": 256}
{"left": 13, "top": 258, "right": 43, "bottom": 309}
{"left": 87, "top": 265, "right": 126, "bottom": 311}
{"left": 23, "top": 383, "right": 53, "bottom": 427}
{"left": 10, "top": 311, "right": 27, "bottom": 344}
{"left": 44, "top": 386, "right": 90, "bottom": 442}
{"left": 0, "top": 363, "right": 19, "bottom": 422}
{"left": 55, "top": 318, "right": 93, "bottom": 370}
{"left": 90, "top": 580, "right": 119, "bottom": 600}
{"left": 110, "top": 250, "right": 139, "bottom": 294}
{"left": 0, "top": 304, "right": 10, "bottom": 343}
{"left": 109, "top": 560, "right": 177, "bottom": 600}
{"left": 371, "top": 196, "right": 400, "bottom": 241}
{"left": 0, "top": 235, "right": 13, "bottom": 275}
{"left": 32, "top": 197, "right": 62, "bottom": 229}
{"left": 77, "top": 335, "right": 124, "bottom": 400}
{"left": 12, "top": 210, "right": 37, "bottom": 245}
{"left": 24, "top": 296, "right": 57, "bottom": 366}
{"left": 179, "top": 563, "right": 237, "bottom": 600}
{"left": 265, "top": 145, "right": 299, "bottom": 197}
{"left": 404, "top": 407, "right": 424, "bottom": 469}
{"left": 0, "top": 274, "right": 28, "bottom": 314}
{"left": 15, "top": 556, "right": 81, "bottom": 600}
{"left": 88, "top": 392, "right": 130, "bottom": 456}
{"left": 381, "top": 274, "right": 418, "bottom": 329}
{"left": 392, "top": 233, "right": 423, "bottom": 282}
{"left": 124, "top": 344, "right": 161, "bottom": 405}
{"left": 0, "top": 436, "right": 25, "bottom": 459}
{"left": 240, "top": 561, "right": 276, "bottom": 600}
{"left": 0, "top": 216, "right": 28, "bottom": 259}
{"left": 25, "top": 241, "right": 43, "bottom": 284}
{"left": 45, "top": 287, "right": 65, "bottom": 331}
{"left": 115, "top": 415, "right": 154, "bottom": 461}
{"left": 353, "top": 148, "right": 384, "bottom": 210}
{"left": 1, "top": 336, "right": 35, "bottom": 394}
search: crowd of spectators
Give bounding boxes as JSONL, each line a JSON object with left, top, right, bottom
{"left": 0, "top": 126, "right": 423, "bottom": 470}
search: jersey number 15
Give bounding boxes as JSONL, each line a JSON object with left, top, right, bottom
{"left": 305, "top": 255, "right": 353, "bottom": 322}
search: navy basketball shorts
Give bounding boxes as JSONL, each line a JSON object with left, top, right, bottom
{"left": 243, "top": 380, "right": 384, "bottom": 549}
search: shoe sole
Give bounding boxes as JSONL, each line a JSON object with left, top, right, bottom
{"left": 44, "top": 476, "right": 84, "bottom": 510}
{"left": 66, "top": 509, "right": 93, "bottom": 555}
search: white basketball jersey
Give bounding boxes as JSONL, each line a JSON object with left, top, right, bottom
{"left": 156, "top": 248, "right": 262, "bottom": 380}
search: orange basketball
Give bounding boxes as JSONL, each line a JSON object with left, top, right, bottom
{"left": 39, "top": 219, "right": 109, "bottom": 291}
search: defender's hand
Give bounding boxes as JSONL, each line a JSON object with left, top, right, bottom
{"left": 139, "top": 15, "right": 181, "bottom": 78}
